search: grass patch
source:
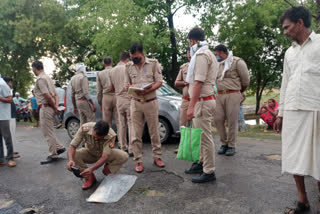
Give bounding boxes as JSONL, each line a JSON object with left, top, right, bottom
{"left": 243, "top": 90, "right": 280, "bottom": 106}
{"left": 213, "top": 124, "right": 281, "bottom": 141}
{"left": 17, "top": 120, "right": 37, "bottom": 127}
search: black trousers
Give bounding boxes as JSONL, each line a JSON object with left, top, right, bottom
{"left": 0, "top": 120, "right": 14, "bottom": 162}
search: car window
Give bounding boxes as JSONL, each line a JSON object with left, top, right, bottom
{"left": 88, "top": 77, "right": 97, "bottom": 95}
{"left": 157, "top": 83, "right": 181, "bottom": 96}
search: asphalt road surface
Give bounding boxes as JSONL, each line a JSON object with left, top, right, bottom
{"left": 0, "top": 124, "right": 318, "bottom": 214}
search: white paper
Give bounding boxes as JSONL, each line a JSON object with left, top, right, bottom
{"left": 86, "top": 174, "right": 137, "bottom": 203}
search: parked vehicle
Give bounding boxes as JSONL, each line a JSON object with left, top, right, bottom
{"left": 17, "top": 101, "right": 32, "bottom": 122}
{"left": 63, "top": 71, "right": 182, "bottom": 143}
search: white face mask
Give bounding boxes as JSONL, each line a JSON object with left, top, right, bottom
{"left": 190, "top": 43, "right": 198, "bottom": 57}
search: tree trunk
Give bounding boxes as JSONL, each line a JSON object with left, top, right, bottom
{"left": 167, "top": 13, "right": 178, "bottom": 87}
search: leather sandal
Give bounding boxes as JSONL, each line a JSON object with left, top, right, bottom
{"left": 284, "top": 201, "right": 310, "bottom": 214}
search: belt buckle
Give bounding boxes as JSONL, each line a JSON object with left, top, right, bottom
{"left": 141, "top": 99, "right": 145, "bottom": 103}
{"left": 221, "top": 90, "right": 227, "bottom": 94}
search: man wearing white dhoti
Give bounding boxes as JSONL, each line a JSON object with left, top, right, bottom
{"left": 275, "top": 6, "right": 320, "bottom": 214}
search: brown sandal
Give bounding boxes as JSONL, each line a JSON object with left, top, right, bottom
{"left": 284, "top": 201, "right": 310, "bottom": 214}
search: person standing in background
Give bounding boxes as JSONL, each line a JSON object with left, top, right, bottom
{"left": 174, "top": 48, "right": 191, "bottom": 153}
{"left": 238, "top": 93, "right": 247, "bottom": 132}
{"left": 0, "top": 74, "right": 16, "bottom": 167}
{"left": 30, "top": 90, "right": 39, "bottom": 127}
{"left": 70, "top": 63, "right": 96, "bottom": 126}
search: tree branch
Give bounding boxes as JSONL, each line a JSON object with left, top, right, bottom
{"left": 283, "top": 0, "right": 294, "bottom": 7}
{"left": 172, "top": 3, "right": 186, "bottom": 16}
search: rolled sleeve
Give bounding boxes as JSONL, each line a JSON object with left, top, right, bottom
{"left": 70, "top": 127, "right": 84, "bottom": 148}
{"left": 124, "top": 66, "right": 131, "bottom": 85}
{"left": 194, "top": 54, "right": 208, "bottom": 82}
{"left": 153, "top": 61, "right": 163, "bottom": 82}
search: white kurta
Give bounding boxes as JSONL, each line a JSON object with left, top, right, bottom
{"left": 279, "top": 32, "right": 320, "bottom": 181}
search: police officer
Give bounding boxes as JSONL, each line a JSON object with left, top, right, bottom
{"left": 125, "top": 42, "right": 165, "bottom": 173}
{"left": 32, "top": 61, "right": 66, "bottom": 164}
{"left": 174, "top": 48, "right": 191, "bottom": 153}
{"left": 185, "top": 27, "right": 218, "bottom": 183}
{"left": 96, "top": 57, "right": 118, "bottom": 129}
{"left": 70, "top": 63, "right": 96, "bottom": 126}
{"left": 213, "top": 44, "right": 250, "bottom": 156}
{"left": 66, "top": 120, "right": 128, "bottom": 190}
{"left": 109, "top": 52, "right": 132, "bottom": 155}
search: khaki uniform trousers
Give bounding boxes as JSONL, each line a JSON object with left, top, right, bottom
{"left": 117, "top": 97, "right": 133, "bottom": 153}
{"left": 40, "top": 106, "right": 64, "bottom": 157}
{"left": 76, "top": 100, "right": 96, "bottom": 126}
{"left": 102, "top": 94, "right": 119, "bottom": 129}
{"left": 130, "top": 99, "right": 161, "bottom": 163}
{"left": 180, "top": 99, "right": 190, "bottom": 127}
{"left": 74, "top": 148, "right": 129, "bottom": 172}
{"left": 214, "top": 92, "right": 241, "bottom": 148}
{"left": 193, "top": 100, "right": 216, "bottom": 174}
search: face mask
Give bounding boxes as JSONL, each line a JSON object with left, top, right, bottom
{"left": 190, "top": 43, "right": 198, "bottom": 57}
{"left": 132, "top": 57, "right": 142, "bottom": 64}
{"left": 216, "top": 56, "right": 221, "bottom": 61}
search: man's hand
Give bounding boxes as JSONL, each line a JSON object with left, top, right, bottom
{"left": 187, "top": 106, "right": 195, "bottom": 121}
{"left": 125, "top": 83, "right": 131, "bottom": 92}
{"left": 274, "top": 117, "right": 283, "bottom": 133}
{"left": 53, "top": 105, "right": 59, "bottom": 114}
{"left": 66, "top": 160, "right": 75, "bottom": 171}
{"left": 136, "top": 88, "right": 150, "bottom": 96}
{"left": 73, "top": 108, "right": 78, "bottom": 115}
{"left": 80, "top": 167, "right": 94, "bottom": 179}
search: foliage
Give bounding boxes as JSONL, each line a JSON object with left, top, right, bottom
{"left": 214, "top": 0, "right": 290, "bottom": 113}
{"left": 0, "top": 0, "right": 66, "bottom": 97}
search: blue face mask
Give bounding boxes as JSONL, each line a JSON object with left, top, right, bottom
{"left": 216, "top": 56, "right": 221, "bottom": 61}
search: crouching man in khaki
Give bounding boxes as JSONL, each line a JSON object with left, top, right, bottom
{"left": 66, "top": 120, "right": 129, "bottom": 190}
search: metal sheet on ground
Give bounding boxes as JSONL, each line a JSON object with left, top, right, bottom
{"left": 86, "top": 174, "right": 137, "bottom": 203}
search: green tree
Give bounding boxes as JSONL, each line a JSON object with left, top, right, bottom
{"left": 0, "top": 0, "right": 66, "bottom": 97}
{"left": 216, "top": 0, "right": 290, "bottom": 113}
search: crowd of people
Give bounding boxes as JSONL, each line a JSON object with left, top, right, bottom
{"left": 0, "top": 6, "right": 319, "bottom": 214}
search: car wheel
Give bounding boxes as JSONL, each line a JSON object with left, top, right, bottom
{"left": 158, "top": 118, "right": 171, "bottom": 143}
{"left": 67, "top": 118, "right": 80, "bottom": 139}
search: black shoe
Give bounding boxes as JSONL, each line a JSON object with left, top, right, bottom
{"left": 217, "top": 145, "right": 228, "bottom": 155}
{"left": 40, "top": 157, "right": 58, "bottom": 165}
{"left": 225, "top": 147, "right": 236, "bottom": 156}
{"left": 192, "top": 172, "right": 216, "bottom": 183}
{"left": 129, "top": 153, "right": 134, "bottom": 157}
{"left": 57, "top": 148, "right": 66, "bottom": 155}
{"left": 185, "top": 162, "right": 203, "bottom": 174}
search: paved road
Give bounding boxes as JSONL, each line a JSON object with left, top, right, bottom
{"left": 0, "top": 125, "right": 318, "bottom": 214}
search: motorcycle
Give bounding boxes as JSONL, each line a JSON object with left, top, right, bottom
{"left": 17, "top": 101, "right": 32, "bottom": 122}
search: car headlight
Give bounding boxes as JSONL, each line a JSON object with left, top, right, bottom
{"left": 169, "top": 100, "right": 181, "bottom": 111}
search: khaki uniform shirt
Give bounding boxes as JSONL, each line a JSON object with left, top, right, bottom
{"left": 279, "top": 31, "right": 320, "bottom": 116}
{"left": 109, "top": 62, "right": 130, "bottom": 99}
{"left": 71, "top": 122, "right": 117, "bottom": 157}
{"left": 125, "top": 57, "right": 163, "bottom": 100}
{"left": 188, "top": 50, "right": 218, "bottom": 97}
{"left": 175, "top": 62, "right": 190, "bottom": 97}
{"left": 34, "top": 72, "right": 56, "bottom": 105}
{"left": 216, "top": 56, "right": 250, "bottom": 91}
{"left": 70, "top": 72, "right": 90, "bottom": 100}
{"left": 97, "top": 66, "right": 114, "bottom": 105}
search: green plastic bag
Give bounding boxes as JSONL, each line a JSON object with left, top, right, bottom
{"left": 176, "top": 122, "right": 202, "bottom": 162}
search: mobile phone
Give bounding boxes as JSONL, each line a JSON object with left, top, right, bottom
{"left": 71, "top": 166, "right": 83, "bottom": 178}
